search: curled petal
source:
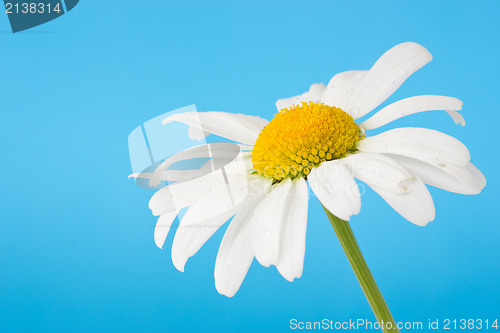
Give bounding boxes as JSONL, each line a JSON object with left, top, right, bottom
{"left": 369, "top": 176, "right": 435, "bottom": 226}
{"left": 341, "top": 153, "right": 415, "bottom": 193}
{"left": 390, "top": 155, "right": 486, "bottom": 195}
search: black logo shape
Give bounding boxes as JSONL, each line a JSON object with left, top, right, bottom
{"left": 4, "top": 0, "right": 79, "bottom": 33}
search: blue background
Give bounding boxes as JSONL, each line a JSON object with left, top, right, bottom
{"left": 1, "top": 1, "right": 498, "bottom": 332}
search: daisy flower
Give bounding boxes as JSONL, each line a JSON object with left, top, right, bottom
{"left": 131, "top": 42, "right": 485, "bottom": 331}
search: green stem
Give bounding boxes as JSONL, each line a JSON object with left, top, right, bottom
{"left": 323, "top": 206, "right": 399, "bottom": 333}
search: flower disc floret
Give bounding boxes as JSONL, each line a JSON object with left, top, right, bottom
{"left": 252, "top": 101, "right": 362, "bottom": 180}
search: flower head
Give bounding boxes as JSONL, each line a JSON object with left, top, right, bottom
{"left": 132, "top": 42, "right": 485, "bottom": 297}
{"left": 252, "top": 102, "right": 362, "bottom": 180}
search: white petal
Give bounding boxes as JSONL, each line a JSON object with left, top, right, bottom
{"left": 308, "top": 161, "right": 361, "bottom": 221}
{"left": 155, "top": 142, "right": 242, "bottom": 175}
{"left": 133, "top": 142, "right": 242, "bottom": 186}
{"left": 341, "top": 153, "right": 415, "bottom": 193}
{"left": 222, "top": 152, "right": 253, "bottom": 175}
{"left": 357, "top": 127, "right": 471, "bottom": 167}
{"left": 171, "top": 209, "right": 236, "bottom": 272}
{"left": 275, "top": 83, "right": 326, "bottom": 111}
{"left": 445, "top": 109, "right": 466, "bottom": 126}
{"left": 176, "top": 172, "right": 250, "bottom": 228}
{"left": 211, "top": 176, "right": 272, "bottom": 296}
{"left": 361, "top": 95, "right": 464, "bottom": 130}
{"left": 149, "top": 168, "right": 228, "bottom": 216}
{"left": 344, "top": 42, "right": 433, "bottom": 119}
{"left": 276, "top": 178, "right": 309, "bottom": 282}
{"left": 339, "top": 152, "right": 435, "bottom": 225}
{"left": 214, "top": 203, "right": 258, "bottom": 297}
{"left": 250, "top": 178, "right": 294, "bottom": 267}
{"left": 154, "top": 209, "right": 180, "bottom": 249}
{"left": 148, "top": 149, "right": 251, "bottom": 216}
{"left": 389, "top": 155, "right": 486, "bottom": 195}
{"left": 187, "top": 125, "right": 209, "bottom": 141}
{"left": 369, "top": 177, "right": 435, "bottom": 226}
{"left": 131, "top": 162, "right": 215, "bottom": 185}
{"left": 466, "top": 163, "right": 487, "bottom": 189}
{"left": 322, "top": 70, "right": 368, "bottom": 114}
{"left": 162, "top": 111, "right": 268, "bottom": 145}
{"left": 170, "top": 166, "right": 260, "bottom": 272}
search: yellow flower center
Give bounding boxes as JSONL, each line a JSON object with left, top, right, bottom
{"left": 252, "top": 101, "right": 362, "bottom": 181}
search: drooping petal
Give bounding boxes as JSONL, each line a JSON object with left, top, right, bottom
{"left": 162, "top": 111, "right": 269, "bottom": 145}
{"left": 170, "top": 191, "right": 238, "bottom": 272}
{"left": 389, "top": 155, "right": 486, "bottom": 195}
{"left": 357, "top": 127, "right": 471, "bottom": 167}
{"left": 275, "top": 83, "right": 326, "bottom": 111}
{"left": 369, "top": 177, "right": 435, "bottom": 226}
{"left": 176, "top": 173, "right": 251, "bottom": 228}
{"left": 149, "top": 168, "right": 229, "bottom": 216}
{"left": 250, "top": 178, "right": 294, "bottom": 267}
{"left": 170, "top": 173, "right": 268, "bottom": 272}
{"left": 339, "top": 152, "right": 435, "bottom": 225}
{"left": 214, "top": 202, "right": 259, "bottom": 297}
{"left": 309, "top": 161, "right": 361, "bottom": 221}
{"left": 341, "top": 153, "right": 415, "bottom": 193}
{"left": 344, "top": 42, "right": 433, "bottom": 119}
{"left": 154, "top": 209, "right": 181, "bottom": 249}
{"left": 171, "top": 209, "right": 236, "bottom": 272}
{"left": 276, "top": 178, "right": 309, "bottom": 282}
{"left": 361, "top": 95, "right": 464, "bottom": 130}
{"left": 148, "top": 150, "right": 251, "bottom": 216}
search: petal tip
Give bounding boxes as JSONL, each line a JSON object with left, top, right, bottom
{"left": 172, "top": 250, "right": 188, "bottom": 272}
